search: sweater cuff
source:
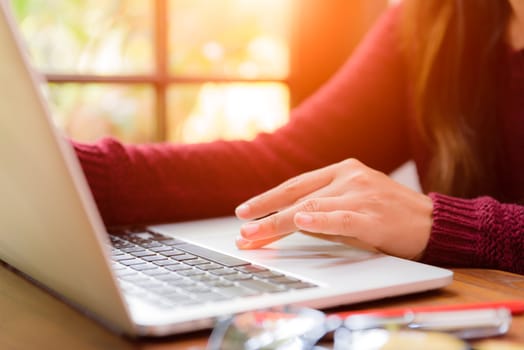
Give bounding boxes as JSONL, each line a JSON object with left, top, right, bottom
{"left": 421, "top": 192, "right": 480, "bottom": 267}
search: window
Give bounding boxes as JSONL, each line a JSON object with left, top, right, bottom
{"left": 12, "top": 0, "right": 292, "bottom": 143}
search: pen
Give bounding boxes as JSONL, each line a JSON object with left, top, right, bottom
{"left": 330, "top": 301, "right": 522, "bottom": 340}
{"left": 330, "top": 299, "right": 524, "bottom": 319}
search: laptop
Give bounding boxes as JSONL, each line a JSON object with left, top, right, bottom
{"left": 0, "top": 2, "right": 453, "bottom": 337}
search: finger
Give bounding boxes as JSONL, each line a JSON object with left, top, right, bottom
{"left": 302, "top": 232, "right": 378, "bottom": 252}
{"left": 239, "top": 213, "right": 295, "bottom": 241}
{"left": 294, "top": 210, "right": 369, "bottom": 238}
{"left": 235, "top": 167, "right": 334, "bottom": 220}
{"left": 235, "top": 234, "right": 290, "bottom": 250}
{"left": 240, "top": 197, "right": 350, "bottom": 241}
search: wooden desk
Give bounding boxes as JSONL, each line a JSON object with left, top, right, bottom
{"left": 0, "top": 266, "right": 522, "bottom": 349}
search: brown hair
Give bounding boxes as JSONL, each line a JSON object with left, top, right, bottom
{"left": 402, "top": 0, "right": 511, "bottom": 198}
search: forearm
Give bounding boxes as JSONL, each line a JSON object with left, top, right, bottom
{"left": 421, "top": 193, "right": 524, "bottom": 274}
{"left": 74, "top": 137, "right": 299, "bottom": 227}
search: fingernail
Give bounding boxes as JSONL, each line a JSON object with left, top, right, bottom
{"left": 236, "top": 236, "right": 252, "bottom": 250}
{"left": 295, "top": 212, "right": 313, "bottom": 227}
{"left": 241, "top": 222, "right": 260, "bottom": 237}
{"left": 235, "top": 203, "right": 250, "bottom": 217}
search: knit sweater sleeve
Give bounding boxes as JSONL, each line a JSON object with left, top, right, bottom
{"left": 421, "top": 193, "right": 524, "bottom": 274}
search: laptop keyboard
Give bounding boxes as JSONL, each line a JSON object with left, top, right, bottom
{"left": 109, "top": 230, "right": 317, "bottom": 309}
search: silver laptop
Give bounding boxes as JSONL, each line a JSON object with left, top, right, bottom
{"left": 0, "top": 2, "right": 453, "bottom": 337}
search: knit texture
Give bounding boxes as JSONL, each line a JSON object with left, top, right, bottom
{"left": 423, "top": 193, "right": 523, "bottom": 274}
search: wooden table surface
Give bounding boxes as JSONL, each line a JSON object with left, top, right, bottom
{"left": 0, "top": 266, "right": 523, "bottom": 349}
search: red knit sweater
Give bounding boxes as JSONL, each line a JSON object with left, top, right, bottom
{"left": 74, "top": 7, "right": 524, "bottom": 274}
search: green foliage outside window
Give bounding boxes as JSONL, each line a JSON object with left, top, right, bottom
{"left": 11, "top": 0, "right": 291, "bottom": 143}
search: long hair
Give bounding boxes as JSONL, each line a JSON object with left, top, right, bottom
{"left": 402, "top": 0, "right": 511, "bottom": 198}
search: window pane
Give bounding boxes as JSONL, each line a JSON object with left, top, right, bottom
{"left": 45, "top": 84, "right": 155, "bottom": 143}
{"left": 169, "top": 0, "right": 291, "bottom": 79}
{"left": 12, "top": 0, "right": 153, "bottom": 74}
{"left": 168, "top": 83, "right": 289, "bottom": 143}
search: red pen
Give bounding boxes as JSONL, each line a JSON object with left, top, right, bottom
{"left": 328, "top": 300, "right": 524, "bottom": 340}
{"left": 331, "top": 299, "right": 524, "bottom": 319}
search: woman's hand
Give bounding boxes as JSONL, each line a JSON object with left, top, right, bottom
{"left": 234, "top": 159, "right": 433, "bottom": 260}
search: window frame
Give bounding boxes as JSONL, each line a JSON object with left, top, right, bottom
{"left": 42, "top": 0, "right": 289, "bottom": 142}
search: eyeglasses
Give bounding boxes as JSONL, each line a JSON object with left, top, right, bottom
{"left": 206, "top": 305, "right": 511, "bottom": 350}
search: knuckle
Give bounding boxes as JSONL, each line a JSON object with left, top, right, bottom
{"left": 281, "top": 177, "right": 301, "bottom": 195}
{"left": 301, "top": 199, "right": 319, "bottom": 212}
{"left": 341, "top": 212, "right": 353, "bottom": 233}
{"left": 350, "top": 170, "right": 370, "bottom": 186}
{"left": 339, "top": 158, "right": 369, "bottom": 185}
{"left": 318, "top": 213, "right": 329, "bottom": 227}
{"left": 266, "top": 214, "right": 280, "bottom": 233}
{"left": 341, "top": 158, "right": 361, "bottom": 169}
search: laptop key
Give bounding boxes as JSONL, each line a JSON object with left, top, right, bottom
{"left": 236, "top": 279, "right": 287, "bottom": 293}
{"left": 184, "top": 258, "right": 212, "bottom": 266}
{"left": 130, "top": 250, "right": 156, "bottom": 257}
{"left": 155, "top": 274, "right": 183, "bottom": 282}
{"left": 159, "top": 249, "right": 186, "bottom": 257}
{"left": 177, "top": 243, "right": 250, "bottom": 267}
{"left": 158, "top": 239, "right": 186, "bottom": 246}
{"left": 135, "top": 281, "right": 166, "bottom": 290}
{"left": 152, "top": 259, "right": 179, "bottom": 267}
{"left": 112, "top": 241, "right": 133, "bottom": 249}
{"left": 209, "top": 268, "right": 239, "bottom": 276}
{"left": 147, "top": 231, "right": 186, "bottom": 243}
{"left": 112, "top": 254, "right": 134, "bottom": 261}
{"left": 236, "top": 265, "right": 268, "bottom": 274}
{"left": 196, "top": 262, "right": 224, "bottom": 271}
{"left": 172, "top": 253, "right": 198, "bottom": 261}
{"left": 168, "top": 279, "right": 198, "bottom": 288}
{"left": 165, "top": 264, "right": 192, "bottom": 271}
{"left": 142, "top": 255, "right": 167, "bottom": 262}
{"left": 270, "top": 276, "right": 301, "bottom": 284}
{"left": 114, "top": 268, "right": 138, "bottom": 277}
{"left": 121, "top": 246, "right": 145, "bottom": 253}
{"left": 222, "top": 272, "right": 253, "bottom": 280}
{"left": 210, "top": 280, "right": 235, "bottom": 288}
{"left": 140, "top": 242, "right": 162, "bottom": 248}
{"left": 119, "top": 274, "right": 149, "bottom": 283}
{"left": 253, "top": 271, "right": 284, "bottom": 279}
{"left": 149, "top": 286, "right": 179, "bottom": 295}
{"left": 184, "top": 285, "right": 212, "bottom": 293}
{"left": 130, "top": 263, "right": 158, "bottom": 271}
{"left": 218, "top": 286, "right": 259, "bottom": 298}
{"left": 192, "top": 274, "right": 220, "bottom": 282}
{"left": 142, "top": 268, "right": 171, "bottom": 276}
{"left": 149, "top": 246, "right": 173, "bottom": 252}
{"left": 119, "top": 258, "right": 148, "bottom": 266}
{"left": 177, "top": 269, "right": 205, "bottom": 277}
{"left": 288, "top": 282, "right": 317, "bottom": 289}
{"left": 111, "top": 250, "right": 126, "bottom": 257}
{"left": 111, "top": 263, "right": 126, "bottom": 270}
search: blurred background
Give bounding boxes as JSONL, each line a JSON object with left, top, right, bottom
{"left": 11, "top": 0, "right": 389, "bottom": 144}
